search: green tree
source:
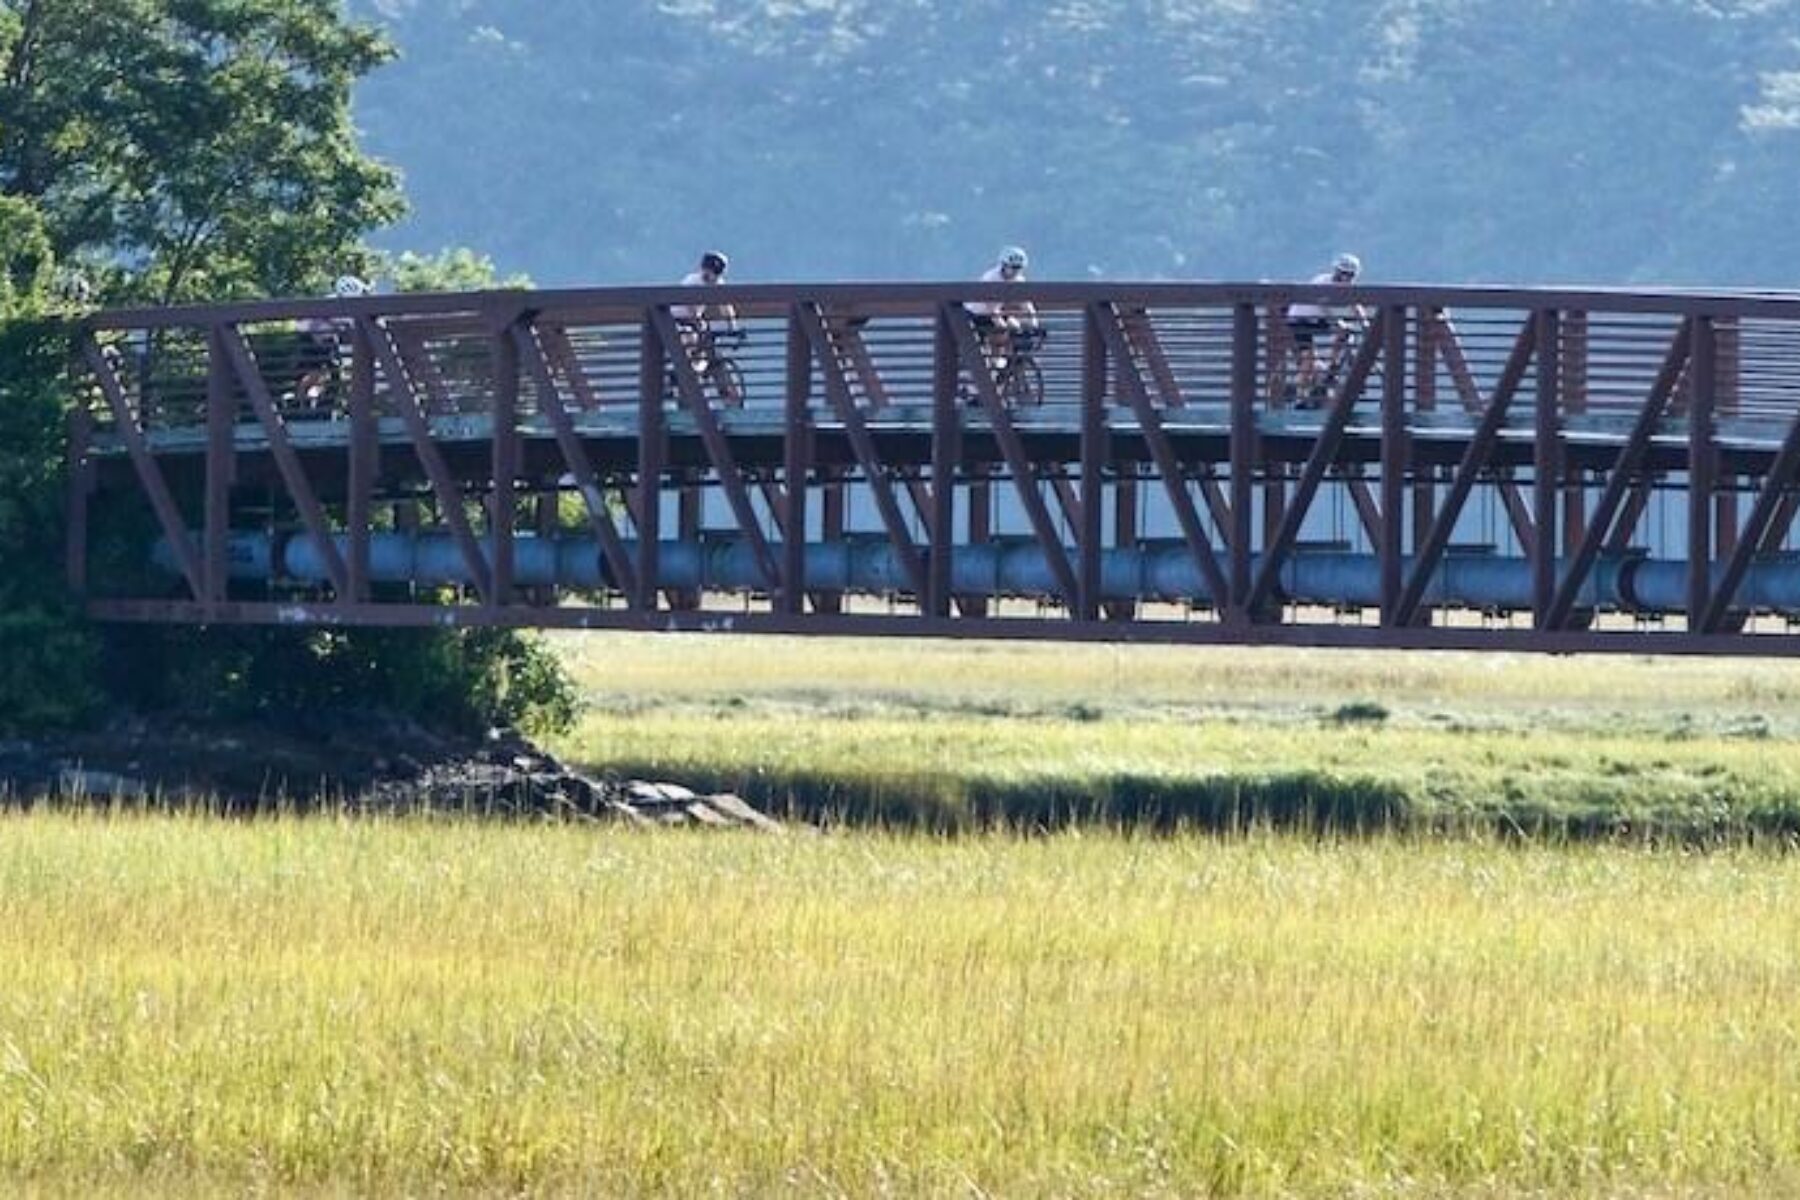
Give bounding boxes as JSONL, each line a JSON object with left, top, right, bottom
{"left": 0, "top": 0, "right": 404, "bottom": 303}
{"left": 381, "top": 246, "right": 530, "bottom": 293}
{"left": 0, "top": 3, "right": 578, "bottom": 738}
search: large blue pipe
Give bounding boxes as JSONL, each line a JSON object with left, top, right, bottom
{"left": 150, "top": 530, "right": 1800, "bottom": 615}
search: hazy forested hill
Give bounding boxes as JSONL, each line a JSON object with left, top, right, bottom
{"left": 350, "top": 0, "right": 1800, "bottom": 288}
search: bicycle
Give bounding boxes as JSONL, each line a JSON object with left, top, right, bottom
{"left": 1293, "top": 312, "right": 1371, "bottom": 410}
{"left": 995, "top": 325, "right": 1046, "bottom": 407}
{"left": 666, "top": 325, "right": 748, "bottom": 408}
{"left": 291, "top": 324, "right": 349, "bottom": 417}
{"left": 1281, "top": 313, "right": 1375, "bottom": 410}
{"left": 962, "top": 323, "right": 1046, "bottom": 408}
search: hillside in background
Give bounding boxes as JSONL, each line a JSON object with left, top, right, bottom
{"left": 350, "top": 0, "right": 1800, "bottom": 288}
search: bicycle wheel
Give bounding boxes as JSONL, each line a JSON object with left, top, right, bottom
{"left": 1003, "top": 358, "right": 1044, "bottom": 407}
{"left": 716, "top": 359, "right": 748, "bottom": 409}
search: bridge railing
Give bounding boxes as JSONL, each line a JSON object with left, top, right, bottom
{"left": 76, "top": 282, "right": 1800, "bottom": 432}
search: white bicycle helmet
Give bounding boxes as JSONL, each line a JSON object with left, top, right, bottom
{"left": 1000, "top": 245, "right": 1029, "bottom": 271}
{"left": 1332, "top": 252, "right": 1362, "bottom": 279}
{"left": 332, "top": 274, "right": 372, "bottom": 298}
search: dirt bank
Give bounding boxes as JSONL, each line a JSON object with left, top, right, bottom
{"left": 0, "top": 713, "right": 781, "bottom": 829}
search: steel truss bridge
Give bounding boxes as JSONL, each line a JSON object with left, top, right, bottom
{"left": 65, "top": 281, "right": 1800, "bottom": 654}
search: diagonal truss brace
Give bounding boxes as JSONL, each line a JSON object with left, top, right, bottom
{"left": 1091, "top": 303, "right": 1228, "bottom": 611}
{"left": 647, "top": 307, "right": 780, "bottom": 591}
{"left": 1248, "top": 311, "right": 1388, "bottom": 614}
{"left": 1394, "top": 314, "right": 1539, "bottom": 625}
{"left": 360, "top": 316, "right": 494, "bottom": 602}
{"left": 944, "top": 305, "right": 1080, "bottom": 606}
{"left": 1544, "top": 319, "right": 1691, "bottom": 628}
{"left": 1432, "top": 316, "right": 1538, "bottom": 555}
{"left": 512, "top": 320, "right": 639, "bottom": 598}
{"left": 1700, "top": 346, "right": 1800, "bottom": 631}
{"left": 216, "top": 326, "right": 351, "bottom": 598}
{"left": 81, "top": 334, "right": 206, "bottom": 601}
{"left": 796, "top": 304, "right": 930, "bottom": 600}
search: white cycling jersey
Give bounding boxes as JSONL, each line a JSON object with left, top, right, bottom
{"left": 965, "top": 264, "right": 1022, "bottom": 318}
{"left": 674, "top": 270, "right": 738, "bottom": 330}
{"left": 1288, "top": 271, "right": 1355, "bottom": 322}
{"left": 672, "top": 270, "right": 711, "bottom": 322}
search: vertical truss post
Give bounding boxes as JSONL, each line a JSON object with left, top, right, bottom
{"left": 1106, "top": 462, "right": 1136, "bottom": 621}
{"left": 1561, "top": 312, "right": 1589, "bottom": 558}
{"left": 819, "top": 469, "right": 846, "bottom": 615}
{"left": 1413, "top": 308, "right": 1439, "bottom": 553}
{"left": 347, "top": 319, "right": 376, "bottom": 603}
{"left": 1262, "top": 467, "right": 1286, "bottom": 559}
{"left": 1079, "top": 305, "right": 1107, "bottom": 621}
{"left": 635, "top": 312, "right": 663, "bottom": 611}
{"left": 676, "top": 472, "right": 701, "bottom": 611}
{"left": 965, "top": 465, "right": 990, "bottom": 619}
{"left": 782, "top": 312, "right": 811, "bottom": 615}
{"left": 65, "top": 402, "right": 91, "bottom": 599}
{"left": 1689, "top": 315, "right": 1717, "bottom": 629}
{"left": 1716, "top": 481, "right": 1739, "bottom": 559}
{"left": 1532, "top": 309, "right": 1561, "bottom": 628}
{"left": 1379, "top": 305, "right": 1407, "bottom": 624}
{"left": 204, "top": 327, "right": 234, "bottom": 610}
{"left": 491, "top": 312, "right": 519, "bottom": 609}
{"left": 929, "top": 308, "right": 957, "bottom": 618}
{"left": 1229, "top": 302, "right": 1257, "bottom": 621}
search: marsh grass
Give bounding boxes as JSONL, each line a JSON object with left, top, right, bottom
{"left": 549, "top": 635, "right": 1800, "bottom": 837}
{"left": 3, "top": 813, "right": 1800, "bottom": 1196}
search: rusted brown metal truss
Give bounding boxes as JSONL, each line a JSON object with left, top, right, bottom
{"left": 63, "top": 281, "right": 1800, "bottom": 654}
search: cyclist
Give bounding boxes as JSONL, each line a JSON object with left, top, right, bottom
{"left": 966, "top": 244, "right": 1035, "bottom": 337}
{"left": 294, "top": 273, "right": 371, "bottom": 412}
{"left": 1284, "top": 252, "right": 1365, "bottom": 405}
{"left": 672, "top": 251, "right": 744, "bottom": 403}
{"left": 674, "top": 250, "right": 739, "bottom": 346}
{"left": 964, "top": 245, "right": 1040, "bottom": 399}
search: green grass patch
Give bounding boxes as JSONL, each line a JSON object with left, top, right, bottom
{"left": 546, "top": 635, "right": 1800, "bottom": 839}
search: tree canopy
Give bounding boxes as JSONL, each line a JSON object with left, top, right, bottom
{"left": 0, "top": 0, "right": 571, "bottom": 736}
{"left": 0, "top": 0, "right": 403, "bottom": 304}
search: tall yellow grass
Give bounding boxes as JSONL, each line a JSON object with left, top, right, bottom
{"left": 4, "top": 812, "right": 1800, "bottom": 1195}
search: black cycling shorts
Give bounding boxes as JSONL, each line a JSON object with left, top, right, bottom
{"left": 1286, "top": 317, "right": 1330, "bottom": 349}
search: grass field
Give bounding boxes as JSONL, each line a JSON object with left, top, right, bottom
{"left": 4, "top": 813, "right": 1800, "bottom": 1196}
{"left": 548, "top": 634, "right": 1800, "bottom": 837}
{"left": 10, "top": 638, "right": 1800, "bottom": 1194}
